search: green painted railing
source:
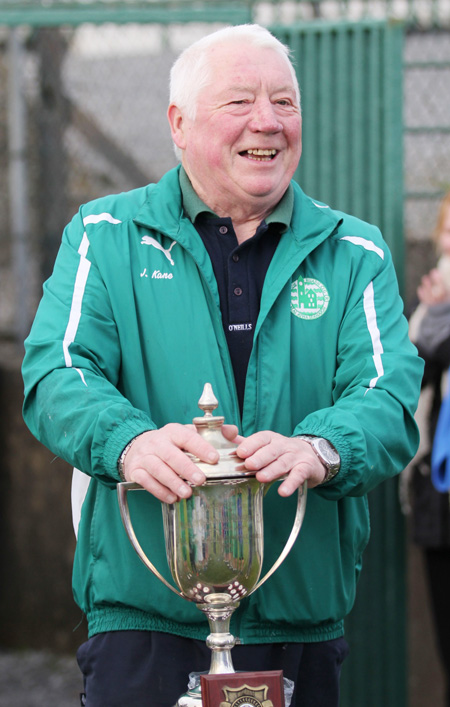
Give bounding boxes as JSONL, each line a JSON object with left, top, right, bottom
{"left": 272, "top": 21, "right": 407, "bottom": 706}
{"left": 0, "top": 1, "right": 253, "bottom": 26}
{"left": 274, "top": 20, "right": 405, "bottom": 291}
{"left": 0, "top": 0, "right": 448, "bottom": 28}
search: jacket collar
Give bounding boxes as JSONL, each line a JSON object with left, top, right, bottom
{"left": 134, "top": 166, "right": 343, "bottom": 343}
{"left": 179, "top": 165, "right": 294, "bottom": 232}
{"left": 134, "top": 165, "right": 342, "bottom": 255}
{"left": 133, "top": 166, "right": 185, "bottom": 238}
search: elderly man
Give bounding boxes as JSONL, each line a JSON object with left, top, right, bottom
{"left": 22, "top": 24, "right": 422, "bottom": 707}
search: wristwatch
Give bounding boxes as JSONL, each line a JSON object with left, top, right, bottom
{"left": 297, "top": 435, "right": 341, "bottom": 484}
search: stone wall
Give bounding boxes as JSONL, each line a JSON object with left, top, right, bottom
{"left": 0, "top": 348, "right": 87, "bottom": 652}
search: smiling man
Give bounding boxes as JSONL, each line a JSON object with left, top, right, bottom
{"left": 168, "top": 39, "right": 302, "bottom": 244}
{"left": 22, "top": 24, "right": 423, "bottom": 707}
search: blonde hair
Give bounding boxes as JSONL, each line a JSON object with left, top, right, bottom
{"left": 433, "top": 191, "right": 450, "bottom": 250}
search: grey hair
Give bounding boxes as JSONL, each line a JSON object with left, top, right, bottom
{"left": 169, "top": 24, "right": 300, "bottom": 160}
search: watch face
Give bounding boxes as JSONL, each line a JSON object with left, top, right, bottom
{"left": 317, "top": 438, "right": 340, "bottom": 464}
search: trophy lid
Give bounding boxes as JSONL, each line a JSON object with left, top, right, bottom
{"left": 189, "top": 383, "right": 255, "bottom": 480}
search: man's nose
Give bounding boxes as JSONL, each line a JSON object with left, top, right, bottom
{"left": 249, "top": 99, "right": 283, "bottom": 132}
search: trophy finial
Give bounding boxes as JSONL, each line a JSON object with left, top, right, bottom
{"left": 198, "top": 383, "right": 219, "bottom": 417}
{"left": 193, "top": 383, "right": 235, "bottom": 454}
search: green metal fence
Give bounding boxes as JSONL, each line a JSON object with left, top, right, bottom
{"left": 275, "top": 20, "right": 405, "bottom": 287}
{"left": 0, "top": 0, "right": 449, "bottom": 28}
{"left": 271, "top": 22, "right": 406, "bottom": 706}
{"left": 0, "top": 1, "right": 253, "bottom": 26}
{"left": 1, "top": 6, "right": 444, "bottom": 706}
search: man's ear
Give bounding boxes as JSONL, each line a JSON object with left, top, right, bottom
{"left": 167, "top": 104, "right": 187, "bottom": 150}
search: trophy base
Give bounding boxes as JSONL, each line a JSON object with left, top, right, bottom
{"left": 174, "top": 670, "right": 293, "bottom": 707}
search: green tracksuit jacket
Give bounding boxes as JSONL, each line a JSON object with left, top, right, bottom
{"left": 22, "top": 166, "right": 423, "bottom": 643}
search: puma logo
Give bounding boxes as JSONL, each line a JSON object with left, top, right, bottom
{"left": 140, "top": 236, "right": 177, "bottom": 266}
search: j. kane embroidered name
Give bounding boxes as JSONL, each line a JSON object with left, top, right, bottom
{"left": 152, "top": 270, "right": 173, "bottom": 280}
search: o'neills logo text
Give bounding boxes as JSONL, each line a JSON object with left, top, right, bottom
{"left": 228, "top": 323, "right": 252, "bottom": 332}
{"left": 152, "top": 270, "right": 173, "bottom": 279}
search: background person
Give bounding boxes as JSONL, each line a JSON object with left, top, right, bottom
{"left": 405, "top": 191, "right": 450, "bottom": 707}
{"left": 22, "top": 24, "right": 423, "bottom": 707}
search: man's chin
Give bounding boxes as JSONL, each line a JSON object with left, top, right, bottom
{"left": 241, "top": 179, "right": 289, "bottom": 203}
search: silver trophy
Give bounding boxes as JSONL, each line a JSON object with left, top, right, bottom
{"left": 118, "top": 383, "right": 307, "bottom": 707}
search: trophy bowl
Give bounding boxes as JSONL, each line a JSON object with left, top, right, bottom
{"left": 163, "top": 476, "right": 263, "bottom": 604}
{"left": 118, "top": 383, "right": 307, "bottom": 706}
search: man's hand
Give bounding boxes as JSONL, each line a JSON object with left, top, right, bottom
{"left": 122, "top": 423, "right": 239, "bottom": 503}
{"left": 236, "top": 432, "right": 327, "bottom": 496}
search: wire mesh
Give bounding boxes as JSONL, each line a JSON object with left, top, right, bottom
{"left": 0, "top": 11, "right": 449, "bottom": 706}
{"left": 0, "top": 16, "right": 449, "bottom": 330}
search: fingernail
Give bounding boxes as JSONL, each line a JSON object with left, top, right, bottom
{"left": 178, "top": 485, "right": 191, "bottom": 498}
{"left": 279, "top": 484, "right": 292, "bottom": 497}
{"left": 166, "top": 494, "right": 177, "bottom": 504}
{"left": 192, "top": 471, "right": 205, "bottom": 484}
{"left": 207, "top": 451, "right": 219, "bottom": 463}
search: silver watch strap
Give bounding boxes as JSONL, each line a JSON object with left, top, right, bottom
{"left": 118, "top": 437, "right": 138, "bottom": 482}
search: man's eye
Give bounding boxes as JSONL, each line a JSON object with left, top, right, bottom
{"left": 276, "top": 99, "right": 291, "bottom": 106}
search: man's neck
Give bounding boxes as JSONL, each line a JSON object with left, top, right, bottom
{"left": 179, "top": 165, "right": 291, "bottom": 243}
{"left": 226, "top": 214, "right": 270, "bottom": 244}
{"left": 194, "top": 192, "right": 276, "bottom": 244}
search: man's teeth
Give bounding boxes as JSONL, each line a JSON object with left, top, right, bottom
{"left": 247, "top": 149, "right": 277, "bottom": 157}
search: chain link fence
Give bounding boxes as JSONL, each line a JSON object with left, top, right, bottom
{"left": 404, "top": 30, "right": 450, "bottom": 306}
{"left": 0, "top": 7, "right": 449, "bottom": 706}
{"left": 0, "top": 5, "right": 449, "bottom": 340}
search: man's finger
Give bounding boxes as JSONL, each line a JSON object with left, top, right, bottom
{"left": 131, "top": 465, "right": 184, "bottom": 503}
{"left": 235, "top": 431, "right": 273, "bottom": 459}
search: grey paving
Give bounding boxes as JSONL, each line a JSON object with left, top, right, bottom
{"left": 0, "top": 650, "right": 82, "bottom": 707}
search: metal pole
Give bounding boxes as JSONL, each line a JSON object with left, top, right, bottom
{"left": 7, "top": 26, "right": 32, "bottom": 347}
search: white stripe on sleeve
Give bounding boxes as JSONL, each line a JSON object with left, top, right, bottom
{"left": 83, "top": 212, "right": 122, "bottom": 226}
{"left": 340, "top": 236, "right": 384, "bottom": 260}
{"left": 63, "top": 232, "right": 91, "bottom": 377}
{"left": 63, "top": 212, "right": 122, "bottom": 383}
{"left": 363, "top": 281, "right": 384, "bottom": 389}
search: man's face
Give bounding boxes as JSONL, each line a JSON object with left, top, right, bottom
{"left": 168, "top": 42, "right": 302, "bottom": 217}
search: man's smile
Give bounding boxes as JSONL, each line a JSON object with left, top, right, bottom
{"left": 241, "top": 148, "right": 278, "bottom": 161}
{"left": 171, "top": 42, "right": 302, "bottom": 219}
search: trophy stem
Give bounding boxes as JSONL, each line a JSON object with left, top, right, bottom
{"left": 200, "top": 593, "right": 239, "bottom": 675}
{"left": 175, "top": 594, "right": 239, "bottom": 707}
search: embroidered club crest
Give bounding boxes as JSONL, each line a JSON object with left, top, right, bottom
{"left": 290, "top": 276, "right": 330, "bottom": 320}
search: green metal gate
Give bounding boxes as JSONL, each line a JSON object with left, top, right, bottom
{"left": 272, "top": 21, "right": 407, "bottom": 707}
{"left": 2, "top": 7, "right": 407, "bottom": 702}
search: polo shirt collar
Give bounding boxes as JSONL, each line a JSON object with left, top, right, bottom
{"left": 179, "top": 166, "right": 294, "bottom": 232}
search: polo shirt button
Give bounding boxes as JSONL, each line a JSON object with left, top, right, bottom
{"left": 219, "top": 226, "right": 228, "bottom": 234}
{"left": 232, "top": 254, "right": 239, "bottom": 262}
{"left": 234, "top": 287, "right": 243, "bottom": 296}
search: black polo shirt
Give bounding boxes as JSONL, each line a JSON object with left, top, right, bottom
{"left": 180, "top": 168, "right": 293, "bottom": 415}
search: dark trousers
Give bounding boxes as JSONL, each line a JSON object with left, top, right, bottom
{"left": 77, "top": 630, "right": 349, "bottom": 707}
{"left": 425, "top": 547, "right": 450, "bottom": 706}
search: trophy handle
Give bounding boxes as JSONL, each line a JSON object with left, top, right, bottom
{"left": 117, "top": 481, "right": 184, "bottom": 599}
{"left": 249, "top": 482, "right": 307, "bottom": 596}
